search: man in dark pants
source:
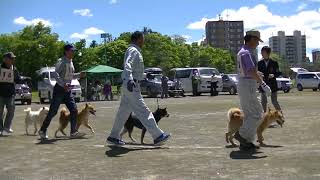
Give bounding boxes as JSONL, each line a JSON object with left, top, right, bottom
{"left": 258, "top": 46, "right": 282, "bottom": 113}
{"left": 0, "top": 52, "right": 21, "bottom": 136}
{"left": 210, "top": 74, "right": 218, "bottom": 96}
{"left": 161, "top": 75, "right": 169, "bottom": 99}
{"left": 39, "top": 44, "right": 85, "bottom": 139}
{"left": 192, "top": 71, "right": 200, "bottom": 96}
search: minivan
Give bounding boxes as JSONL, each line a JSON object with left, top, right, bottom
{"left": 37, "top": 67, "right": 82, "bottom": 103}
{"left": 296, "top": 72, "right": 320, "bottom": 91}
{"left": 169, "top": 67, "right": 223, "bottom": 95}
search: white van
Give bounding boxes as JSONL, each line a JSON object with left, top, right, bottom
{"left": 296, "top": 72, "right": 320, "bottom": 91}
{"left": 169, "top": 67, "right": 223, "bottom": 95}
{"left": 37, "top": 67, "right": 82, "bottom": 103}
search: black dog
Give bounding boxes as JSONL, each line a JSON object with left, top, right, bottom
{"left": 120, "top": 108, "right": 169, "bottom": 144}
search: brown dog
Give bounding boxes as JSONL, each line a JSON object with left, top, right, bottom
{"left": 54, "top": 103, "right": 96, "bottom": 137}
{"left": 225, "top": 107, "right": 285, "bottom": 146}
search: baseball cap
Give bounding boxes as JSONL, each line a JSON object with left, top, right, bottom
{"left": 3, "top": 52, "right": 16, "bottom": 59}
{"left": 246, "top": 29, "right": 263, "bottom": 42}
{"left": 64, "top": 44, "right": 76, "bottom": 51}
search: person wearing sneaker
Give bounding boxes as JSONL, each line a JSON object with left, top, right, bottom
{"left": 38, "top": 44, "right": 86, "bottom": 139}
{"left": 106, "top": 31, "right": 170, "bottom": 146}
{"left": 0, "top": 52, "right": 21, "bottom": 135}
{"left": 235, "top": 30, "right": 271, "bottom": 151}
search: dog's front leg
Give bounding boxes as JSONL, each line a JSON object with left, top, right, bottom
{"left": 25, "top": 125, "right": 29, "bottom": 135}
{"left": 141, "top": 128, "right": 147, "bottom": 144}
{"left": 33, "top": 122, "right": 38, "bottom": 135}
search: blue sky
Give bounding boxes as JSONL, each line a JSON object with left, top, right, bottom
{"left": 1, "top": 0, "right": 320, "bottom": 58}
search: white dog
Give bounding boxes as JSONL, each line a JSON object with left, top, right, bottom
{"left": 24, "top": 107, "right": 49, "bottom": 135}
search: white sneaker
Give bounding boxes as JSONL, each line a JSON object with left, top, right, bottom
{"left": 70, "top": 131, "right": 86, "bottom": 139}
{"left": 38, "top": 130, "right": 48, "bottom": 140}
{"left": 3, "top": 128, "right": 13, "bottom": 133}
{"left": 0, "top": 131, "right": 3, "bottom": 136}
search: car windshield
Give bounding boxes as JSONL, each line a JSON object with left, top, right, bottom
{"left": 49, "top": 72, "right": 56, "bottom": 81}
{"left": 228, "top": 75, "right": 238, "bottom": 81}
{"left": 199, "top": 69, "right": 220, "bottom": 76}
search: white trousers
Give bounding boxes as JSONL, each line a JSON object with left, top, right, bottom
{"left": 238, "top": 78, "right": 263, "bottom": 142}
{"left": 109, "top": 82, "right": 163, "bottom": 140}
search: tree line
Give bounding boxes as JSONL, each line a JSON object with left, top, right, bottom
{"left": 0, "top": 23, "right": 236, "bottom": 84}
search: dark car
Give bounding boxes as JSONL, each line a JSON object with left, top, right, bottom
{"left": 15, "top": 76, "right": 32, "bottom": 105}
{"left": 140, "top": 68, "right": 175, "bottom": 98}
{"left": 140, "top": 73, "right": 163, "bottom": 97}
{"left": 221, "top": 74, "right": 238, "bottom": 95}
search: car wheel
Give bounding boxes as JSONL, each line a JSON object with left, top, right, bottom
{"left": 27, "top": 99, "right": 32, "bottom": 105}
{"left": 40, "top": 98, "right": 45, "bottom": 104}
{"left": 313, "top": 88, "right": 318, "bottom": 91}
{"left": 283, "top": 89, "right": 290, "bottom": 93}
{"left": 297, "top": 84, "right": 303, "bottom": 91}
{"left": 75, "top": 98, "right": 80, "bottom": 103}
{"left": 229, "top": 86, "right": 237, "bottom": 95}
{"left": 21, "top": 100, "right": 25, "bottom": 105}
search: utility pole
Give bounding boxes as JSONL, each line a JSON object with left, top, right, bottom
{"left": 101, "top": 33, "right": 108, "bottom": 64}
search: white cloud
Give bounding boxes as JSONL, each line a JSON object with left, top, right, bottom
{"left": 297, "top": 3, "right": 308, "bottom": 12}
{"left": 182, "top": 35, "right": 192, "bottom": 40}
{"left": 109, "top": 0, "right": 117, "bottom": 4}
{"left": 73, "top": 9, "right": 93, "bottom": 17}
{"left": 13, "top": 16, "right": 53, "bottom": 27}
{"left": 267, "top": 0, "right": 295, "bottom": 3}
{"left": 70, "top": 33, "right": 89, "bottom": 39}
{"left": 83, "top": 27, "right": 105, "bottom": 35}
{"left": 187, "top": 4, "right": 320, "bottom": 51}
{"left": 70, "top": 27, "right": 105, "bottom": 39}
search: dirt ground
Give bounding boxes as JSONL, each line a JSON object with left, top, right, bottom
{"left": 1, "top": 90, "right": 320, "bottom": 180}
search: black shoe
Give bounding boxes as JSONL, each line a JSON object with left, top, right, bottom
{"left": 240, "top": 142, "right": 260, "bottom": 151}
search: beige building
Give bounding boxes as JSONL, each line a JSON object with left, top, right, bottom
{"left": 205, "top": 20, "right": 244, "bottom": 54}
{"left": 312, "top": 49, "right": 320, "bottom": 64}
{"left": 269, "top": 31, "right": 306, "bottom": 66}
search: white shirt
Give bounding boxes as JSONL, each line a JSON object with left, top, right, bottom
{"left": 121, "top": 44, "right": 144, "bottom": 81}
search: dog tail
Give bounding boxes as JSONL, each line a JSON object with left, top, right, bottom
{"left": 24, "top": 107, "right": 32, "bottom": 113}
{"left": 60, "top": 107, "right": 68, "bottom": 118}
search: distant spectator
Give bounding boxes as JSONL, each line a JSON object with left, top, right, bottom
{"left": 161, "top": 75, "right": 169, "bottom": 99}
{"left": 103, "top": 81, "right": 112, "bottom": 101}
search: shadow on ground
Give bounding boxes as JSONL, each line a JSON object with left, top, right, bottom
{"left": 105, "top": 145, "right": 166, "bottom": 157}
{"left": 230, "top": 150, "right": 268, "bottom": 160}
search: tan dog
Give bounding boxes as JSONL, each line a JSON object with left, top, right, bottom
{"left": 225, "top": 107, "right": 285, "bottom": 146}
{"left": 54, "top": 103, "right": 96, "bottom": 137}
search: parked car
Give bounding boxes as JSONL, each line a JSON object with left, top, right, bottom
{"left": 296, "top": 72, "right": 320, "bottom": 91}
{"left": 15, "top": 76, "right": 32, "bottom": 105}
{"left": 169, "top": 67, "right": 223, "bottom": 95}
{"left": 221, "top": 74, "right": 238, "bottom": 95}
{"left": 37, "top": 67, "right": 82, "bottom": 103}
{"left": 276, "top": 76, "right": 293, "bottom": 93}
{"left": 140, "top": 68, "right": 175, "bottom": 97}
{"left": 140, "top": 73, "right": 163, "bottom": 97}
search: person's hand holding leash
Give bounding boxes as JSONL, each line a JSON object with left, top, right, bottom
{"left": 64, "top": 83, "right": 72, "bottom": 92}
{"left": 127, "top": 80, "right": 136, "bottom": 92}
{"left": 260, "top": 81, "right": 271, "bottom": 96}
{"left": 268, "top": 74, "right": 274, "bottom": 79}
